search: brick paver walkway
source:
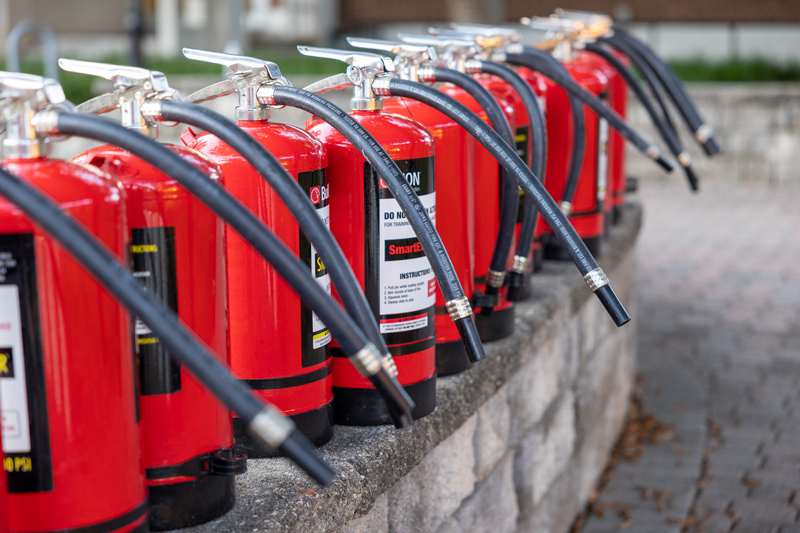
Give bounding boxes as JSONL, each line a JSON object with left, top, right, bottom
{"left": 581, "top": 178, "right": 800, "bottom": 533}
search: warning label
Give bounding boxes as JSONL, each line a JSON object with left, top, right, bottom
{"left": 365, "top": 157, "right": 437, "bottom": 343}
{"left": 0, "top": 233, "right": 53, "bottom": 493}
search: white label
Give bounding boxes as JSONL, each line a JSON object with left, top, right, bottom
{"left": 310, "top": 200, "right": 332, "bottom": 349}
{"left": 597, "top": 116, "right": 609, "bottom": 201}
{"left": 378, "top": 190, "right": 437, "bottom": 333}
{"left": 0, "top": 285, "right": 32, "bottom": 454}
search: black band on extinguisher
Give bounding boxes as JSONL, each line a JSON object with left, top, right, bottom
{"left": 241, "top": 359, "right": 333, "bottom": 390}
{"left": 43, "top": 499, "right": 149, "bottom": 533}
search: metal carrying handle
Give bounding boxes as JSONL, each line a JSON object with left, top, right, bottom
{"left": 58, "top": 58, "right": 169, "bottom": 92}
{"left": 297, "top": 45, "right": 395, "bottom": 73}
{"left": 554, "top": 8, "right": 613, "bottom": 24}
{"left": 450, "top": 22, "right": 522, "bottom": 40}
{"left": 520, "top": 16, "right": 583, "bottom": 33}
{"left": 345, "top": 37, "right": 434, "bottom": 59}
{"left": 183, "top": 48, "right": 283, "bottom": 79}
{"left": 0, "top": 71, "right": 65, "bottom": 105}
{"left": 397, "top": 33, "right": 476, "bottom": 50}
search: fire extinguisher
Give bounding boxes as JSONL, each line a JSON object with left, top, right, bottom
{"left": 59, "top": 60, "right": 243, "bottom": 531}
{"left": 424, "top": 27, "right": 551, "bottom": 300}
{"left": 266, "top": 59, "right": 487, "bottom": 380}
{"left": 296, "top": 47, "right": 439, "bottom": 424}
{"left": 336, "top": 42, "right": 631, "bottom": 329}
{"left": 511, "top": 19, "right": 612, "bottom": 259}
{"left": 343, "top": 38, "right": 478, "bottom": 376}
{"left": 447, "top": 24, "right": 552, "bottom": 277}
{"left": 175, "top": 49, "right": 415, "bottom": 436}
{"left": 7, "top": 73, "right": 341, "bottom": 486}
{"left": 0, "top": 72, "right": 148, "bottom": 533}
{"left": 177, "top": 49, "right": 337, "bottom": 452}
{"left": 393, "top": 34, "right": 520, "bottom": 342}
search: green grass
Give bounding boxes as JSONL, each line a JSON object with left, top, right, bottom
{"left": 668, "top": 58, "right": 800, "bottom": 82}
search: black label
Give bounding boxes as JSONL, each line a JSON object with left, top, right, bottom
{"left": 515, "top": 126, "right": 530, "bottom": 223}
{"left": 299, "top": 169, "right": 332, "bottom": 368}
{"left": 364, "top": 157, "right": 437, "bottom": 352}
{"left": 0, "top": 233, "right": 54, "bottom": 493}
{"left": 131, "top": 227, "right": 180, "bottom": 395}
{"left": 0, "top": 347, "right": 15, "bottom": 378}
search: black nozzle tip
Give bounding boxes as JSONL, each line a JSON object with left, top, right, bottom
{"left": 369, "top": 368, "right": 415, "bottom": 428}
{"left": 702, "top": 137, "right": 721, "bottom": 157}
{"left": 595, "top": 284, "right": 631, "bottom": 327}
{"left": 455, "top": 317, "right": 486, "bottom": 363}
{"left": 655, "top": 153, "right": 675, "bottom": 173}
{"left": 683, "top": 164, "right": 701, "bottom": 192}
{"left": 505, "top": 271, "right": 530, "bottom": 302}
{"left": 278, "top": 430, "right": 336, "bottom": 486}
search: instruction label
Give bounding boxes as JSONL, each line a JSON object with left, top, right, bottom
{"left": 0, "top": 233, "right": 53, "bottom": 493}
{"left": 515, "top": 125, "right": 531, "bottom": 223}
{"left": 365, "top": 157, "right": 436, "bottom": 349}
{"left": 131, "top": 227, "right": 180, "bottom": 395}
{"left": 299, "top": 168, "right": 332, "bottom": 368}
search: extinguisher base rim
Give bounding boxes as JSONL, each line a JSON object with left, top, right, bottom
{"left": 233, "top": 401, "right": 335, "bottom": 458}
{"left": 435, "top": 339, "right": 473, "bottom": 376}
{"left": 148, "top": 474, "right": 236, "bottom": 531}
{"left": 332, "top": 374, "right": 437, "bottom": 426}
{"left": 475, "top": 304, "right": 516, "bottom": 342}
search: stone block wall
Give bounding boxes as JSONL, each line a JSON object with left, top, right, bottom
{"left": 186, "top": 204, "right": 642, "bottom": 533}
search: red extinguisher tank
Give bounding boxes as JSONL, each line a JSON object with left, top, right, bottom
{"left": 601, "top": 49, "right": 630, "bottom": 223}
{"left": 1, "top": 156, "right": 147, "bottom": 532}
{"left": 381, "top": 96, "right": 475, "bottom": 376}
{"left": 540, "top": 59, "right": 610, "bottom": 259}
{"left": 438, "top": 82, "right": 516, "bottom": 342}
{"left": 181, "top": 121, "right": 334, "bottom": 451}
{"left": 307, "top": 109, "right": 437, "bottom": 425}
{"left": 72, "top": 142, "right": 238, "bottom": 530}
{"left": 574, "top": 51, "right": 618, "bottom": 228}
{"left": 514, "top": 67, "right": 549, "bottom": 270}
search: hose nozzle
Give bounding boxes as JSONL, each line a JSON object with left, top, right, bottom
{"left": 584, "top": 268, "right": 631, "bottom": 327}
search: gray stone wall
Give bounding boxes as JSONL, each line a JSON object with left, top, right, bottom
{"left": 625, "top": 83, "right": 800, "bottom": 186}
{"left": 186, "top": 204, "right": 641, "bottom": 533}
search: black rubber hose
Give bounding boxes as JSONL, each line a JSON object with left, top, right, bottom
{"left": 521, "top": 52, "right": 586, "bottom": 208}
{"left": 583, "top": 42, "right": 700, "bottom": 192}
{"left": 427, "top": 67, "right": 516, "bottom": 314}
{"left": 270, "top": 86, "right": 486, "bottom": 364}
{"left": 611, "top": 28, "right": 721, "bottom": 156}
{"left": 0, "top": 165, "right": 335, "bottom": 485}
{"left": 159, "top": 100, "right": 389, "bottom": 358}
{"left": 505, "top": 49, "right": 675, "bottom": 173}
{"left": 54, "top": 111, "right": 414, "bottom": 428}
{"left": 383, "top": 78, "right": 630, "bottom": 327}
{"left": 474, "top": 60, "right": 548, "bottom": 302}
